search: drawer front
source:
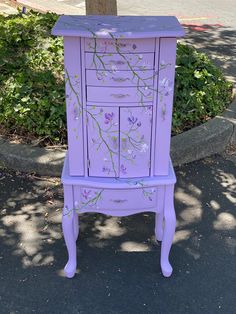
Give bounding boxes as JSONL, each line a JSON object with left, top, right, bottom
{"left": 86, "top": 86, "right": 153, "bottom": 103}
{"left": 85, "top": 52, "right": 154, "bottom": 70}
{"left": 85, "top": 38, "right": 155, "bottom": 53}
{"left": 86, "top": 69, "right": 155, "bottom": 87}
{"left": 74, "top": 186, "right": 157, "bottom": 212}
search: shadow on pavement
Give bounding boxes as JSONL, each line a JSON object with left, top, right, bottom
{"left": 183, "top": 24, "right": 236, "bottom": 84}
{"left": 0, "top": 155, "right": 235, "bottom": 314}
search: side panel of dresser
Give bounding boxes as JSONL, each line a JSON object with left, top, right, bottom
{"left": 154, "top": 38, "right": 177, "bottom": 175}
{"left": 64, "top": 37, "right": 84, "bottom": 176}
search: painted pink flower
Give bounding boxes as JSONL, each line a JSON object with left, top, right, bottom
{"left": 120, "top": 164, "right": 127, "bottom": 175}
{"left": 128, "top": 115, "right": 138, "bottom": 125}
{"left": 104, "top": 112, "right": 114, "bottom": 124}
{"left": 82, "top": 189, "right": 91, "bottom": 200}
{"left": 102, "top": 166, "right": 111, "bottom": 174}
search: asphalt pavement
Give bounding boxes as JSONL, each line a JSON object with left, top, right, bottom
{"left": 0, "top": 154, "right": 235, "bottom": 314}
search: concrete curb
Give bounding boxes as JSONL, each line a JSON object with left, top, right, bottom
{"left": 0, "top": 97, "right": 235, "bottom": 177}
{"left": 171, "top": 97, "right": 236, "bottom": 166}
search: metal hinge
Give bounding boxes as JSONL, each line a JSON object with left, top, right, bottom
{"left": 87, "top": 159, "right": 90, "bottom": 168}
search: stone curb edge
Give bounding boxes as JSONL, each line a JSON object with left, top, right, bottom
{"left": 0, "top": 97, "right": 235, "bottom": 177}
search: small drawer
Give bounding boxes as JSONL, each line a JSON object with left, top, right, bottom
{"left": 86, "top": 86, "right": 153, "bottom": 103}
{"left": 85, "top": 38, "right": 155, "bottom": 53}
{"left": 86, "top": 69, "right": 155, "bottom": 87}
{"left": 74, "top": 187, "right": 157, "bottom": 212}
{"left": 85, "top": 52, "right": 154, "bottom": 71}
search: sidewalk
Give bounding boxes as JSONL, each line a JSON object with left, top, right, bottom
{"left": 0, "top": 154, "right": 235, "bottom": 313}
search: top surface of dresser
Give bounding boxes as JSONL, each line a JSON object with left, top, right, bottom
{"left": 52, "top": 15, "right": 185, "bottom": 38}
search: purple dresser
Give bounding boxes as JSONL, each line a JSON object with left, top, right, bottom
{"left": 52, "top": 15, "right": 185, "bottom": 278}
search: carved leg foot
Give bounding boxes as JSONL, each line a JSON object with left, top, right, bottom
{"left": 161, "top": 184, "right": 176, "bottom": 278}
{"left": 155, "top": 186, "right": 165, "bottom": 242}
{"left": 63, "top": 185, "right": 77, "bottom": 279}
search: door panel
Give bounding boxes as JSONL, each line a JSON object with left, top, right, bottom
{"left": 87, "top": 106, "right": 119, "bottom": 177}
{"left": 119, "top": 106, "right": 153, "bottom": 178}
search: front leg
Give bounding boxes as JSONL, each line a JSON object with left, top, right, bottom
{"left": 62, "top": 185, "right": 77, "bottom": 278}
{"left": 155, "top": 186, "right": 165, "bottom": 241}
{"left": 73, "top": 212, "right": 79, "bottom": 241}
{"left": 161, "top": 184, "right": 176, "bottom": 277}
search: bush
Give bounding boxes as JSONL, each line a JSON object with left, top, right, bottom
{"left": 0, "top": 10, "right": 65, "bottom": 143}
{"left": 173, "top": 43, "right": 232, "bottom": 134}
{"left": 0, "top": 11, "right": 233, "bottom": 144}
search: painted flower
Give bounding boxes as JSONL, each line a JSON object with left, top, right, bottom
{"left": 82, "top": 189, "right": 91, "bottom": 200}
{"left": 120, "top": 164, "right": 127, "bottom": 175}
{"left": 110, "top": 64, "right": 118, "bottom": 72}
{"left": 104, "top": 112, "right": 114, "bottom": 124}
{"left": 128, "top": 115, "right": 138, "bottom": 125}
{"left": 140, "top": 143, "right": 149, "bottom": 153}
{"left": 140, "top": 61, "right": 151, "bottom": 69}
{"left": 127, "top": 149, "right": 136, "bottom": 160}
{"left": 132, "top": 44, "right": 137, "bottom": 50}
{"left": 102, "top": 166, "right": 111, "bottom": 174}
{"left": 160, "top": 78, "right": 173, "bottom": 96}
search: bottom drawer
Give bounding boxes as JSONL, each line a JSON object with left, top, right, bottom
{"left": 73, "top": 186, "right": 157, "bottom": 212}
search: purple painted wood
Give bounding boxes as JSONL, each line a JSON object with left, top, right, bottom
{"left": 87, "top": 86, "right": 153, "bottom": 103}
{"left": 52, "top": 16, "right": 185, "bottom": 38}
{"left": 154, "top": 38, "right": 177, "bottom": 175}
{"left": 64, "top": 37, "right": 84, "bottom": 176}
{"left": 86, "top": 69, "right": 154, "bottom": 87}
{"left": 119, "top": 106, "right": 153, "bottom": 178}
{"left": 81, "top": 38, "right": 89, "bottom": 177}
{"left": 85, "top": 38, "right": 155, "bottom": 53}
{"left": 52, "top": 15, "right": 185, "bottom": 279}
{"left": 85, "top": 52, "right": 154, "bottom": 70}
{"left": 74, "top": 186, "right": 158, "bottom": 211}
{"left": 62, "top": 152, "right": 177, "bottom": 187}
{"left": 62, "top": 184, "right": 77, "bottom": 278}
{"left": 150, "top": 38, "right": 160, "bottom": 176}
{"left": 86, "top": 105, "right": 119, "bottom": 177}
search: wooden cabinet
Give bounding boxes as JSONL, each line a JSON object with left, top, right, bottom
{"left": 52, "top": 15, "right": 185, "bottom": 279}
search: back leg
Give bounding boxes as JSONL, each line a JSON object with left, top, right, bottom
{"left": 160, "top": 184, "right": 176, "bottom": 277}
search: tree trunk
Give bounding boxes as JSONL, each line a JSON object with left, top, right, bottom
{"left": 86, "top": 0, "right": 117, "bottom": 15}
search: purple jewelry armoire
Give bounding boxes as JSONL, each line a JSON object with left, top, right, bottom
{"left": 52, "top": 15, "right": 185, "bottom": 278}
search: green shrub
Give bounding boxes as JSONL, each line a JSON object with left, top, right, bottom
{"left": 174, "top": 43, "right": 232, "bottom": 134}
{"left": 0, "top": 11, "right": 233, "bottom": 144}
{"left": 0, "top": 11, "right": 65, "bottom": 143}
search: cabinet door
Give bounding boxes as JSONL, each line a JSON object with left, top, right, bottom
{"left": 87, "top": 106, "right": 119, "bottom": 177}
{"left": 119, "top": 106, "right": 153, "bottom": 178}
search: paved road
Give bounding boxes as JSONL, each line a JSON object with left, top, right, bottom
{"left": 0, "top": 154, "right": 235, "bottom": 314}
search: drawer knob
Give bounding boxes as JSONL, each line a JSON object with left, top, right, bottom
{"left": 110, "top": 60, "right": 126, "bottom": 65}
{"left": 110, "top": 199, "right": 127, "bottom": 203}
{"left": 111, "top": 93, "right": 130, "bottom": 99}
{"left": 111, "top": 77, "right": 129, "bottom": 82}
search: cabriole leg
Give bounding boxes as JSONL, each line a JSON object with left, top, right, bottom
{"left": 161, "top": 184, "right": 176, "bottom": 277}
{"left": 73, "top": 212, "right": 79, "bottom": 241}
{"left": 62, "top": 184, "right": 77, "bottom": 278}
{"left": 155, "top": 186, "right": 165, "bottom": 241}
